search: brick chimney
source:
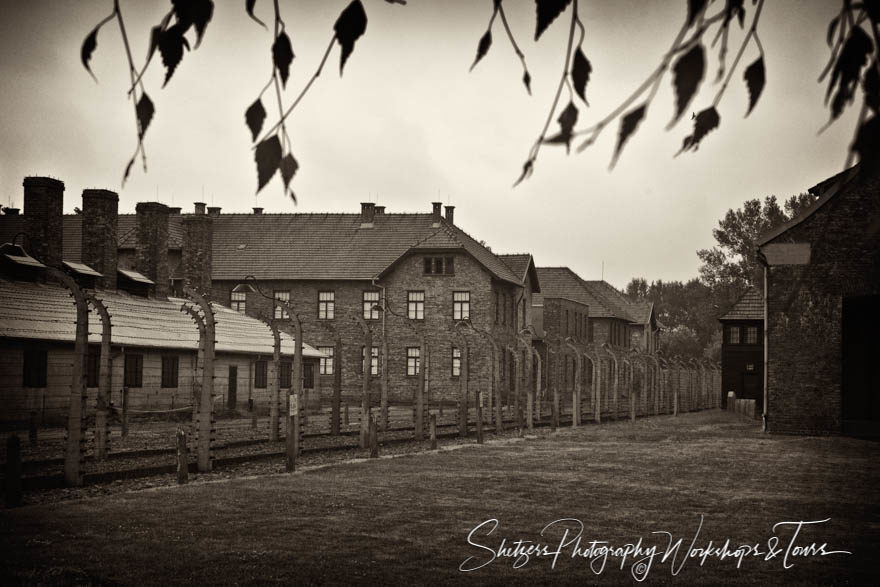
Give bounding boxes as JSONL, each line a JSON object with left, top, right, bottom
{"left": 23, "top": 177, "right": 64, "bottom": 268}
{"left": 135, "top": 202, "right": 170, "bottom": 297}
{"left": 3, "top": 208, "right": 20, "bottom": 215}
{"left": 360, "top": 202, "right": 375, "bottom": 227}
{"left": 168, "top": 206, "right": 182, "bottom": 215}
{"left": 207, "top": 206, "right": 221, "bottom": 217}
{"left": 182, "top": 210, "right": 213, "bottom": 294}
{"left": 81, "top": 189, "right": 118, "bottom": 290}
{"left": 444, "top": 205, "right": 455, "bottom": 224}
{"left": 194, "top": 202, "right": 206, "bottom": 215}
{"left": 374, "top": 205, "right": 385, "bottom": 216}
{"left": 431, "top": 202, "right": 442, "bottom": 226}
{"left": 253, "top": 207, "right": 263, "bottom": 215}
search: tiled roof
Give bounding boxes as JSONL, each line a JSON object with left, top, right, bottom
{"left": 719, "top": 288, "right": 763, "bottom": 321}
{"left": 0, "top": 278, "right": 323, "bottom": 357}
{"left": 580, "top": 280, "right": 638, "bottom": 322}
{"left": 535, "top": 267, "right": 618, "bottom": 318}
{"left": 212, "top": 213, "right": 521, "bottom": 284}
{"left": 3, "top": 212, "right": 521, "bottom": 285}
{"left": 498, "top": 254, "right": 531, "bottom": 281}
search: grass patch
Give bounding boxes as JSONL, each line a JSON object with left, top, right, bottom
{"left": 2, "top": 411, "right": 877, "bottom": 585}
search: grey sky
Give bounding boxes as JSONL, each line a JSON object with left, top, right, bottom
{"left": 0, "top": 0, "right": 855, "bottom": 289}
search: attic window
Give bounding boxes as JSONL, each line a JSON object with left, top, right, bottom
{"left": 424, "top": 256, "right": 454, "bottom": 275}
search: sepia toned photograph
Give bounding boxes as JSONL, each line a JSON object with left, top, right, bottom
{"left": 1, "top": 0, "right": 878, "bottom": 584}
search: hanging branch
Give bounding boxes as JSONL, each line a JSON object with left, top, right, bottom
{"left": 81, "top": 0, "right": 214, "bottom": 186}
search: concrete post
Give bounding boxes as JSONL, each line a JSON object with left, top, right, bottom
{"left": 185, "top": 287, "right": 216, "bottom": 473}
{"left": 430, "top": 413, "right": 437, "bottom": 449}
{"left": 88, "top": 295, "right": 112, "bottom": 460}
{"left": 5, "top": 435, "right": 22, "bottom": 507}
{"left": 50, "top": 269, "right": 87, "bottom": 487}
{"left": 332, "top": 337, "right": 342, "bottom": 435}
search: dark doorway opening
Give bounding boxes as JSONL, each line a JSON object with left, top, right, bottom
{"left": 842, "top": 294, "right": 880, "bottom": 435}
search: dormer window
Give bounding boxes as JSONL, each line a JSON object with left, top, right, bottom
{"left": 424, "top": 256, "right": 454, "bottom": 275}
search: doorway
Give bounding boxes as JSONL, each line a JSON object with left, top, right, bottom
{"left": 842, "top": 295, "right": 880, "bottom": 434}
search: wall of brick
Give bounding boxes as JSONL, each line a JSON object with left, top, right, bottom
{"left": 23, "top": 177, "right": 64, "bottom": 268}
{"left": 135, "top": 202, "right": 170, "bottom": 298}
{"left": 212, "top": 250, "right": 525, "bottom": 408}
{"left": 81, "top": 189, "right": 119, "bottom": 290}
{"left": 765, "top": 168, "right": 880, "bottom": 435}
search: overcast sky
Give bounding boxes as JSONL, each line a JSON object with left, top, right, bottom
{"left": 0, "top": 0, "right": 856, "bottom": 289}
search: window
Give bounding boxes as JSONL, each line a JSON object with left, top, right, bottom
{"left": 231, "top": 291, "right": 246, "bottom": 314}
{"left": 501, "top": 293, "right": 507, "bottom": 325}
{"left": 303, "top": 363, "right": 314, "bottom": 389}
{"left": 407, "top": 291, "right": 425, "bottom": 320}
{"left": 728, "top": 325, "right": 741, "bottom": 344}
{"left": 124, "top": 353, "right": 143, "bottom": 388}
{"left": 255, "top": 360, "right": 268, "bottom": 388}
{"left": 564, "top": 310, "right": 569, "bottom": 336}
{"left": 318, "top": 291, "right": 335, "bottom": 319}
{"left": 23, "top": 349, "right": 47, "bottom": 388}
{"left": 745, "top": 326, "right": 758, "bottom": 345}
{"left": 280, "top": 361, "right": 292, "bottom": 388}
{"left": 87, "top": 346, "right": 100, "bottom": 388}
{"left": 363, "top": 291, "right": 380, "bottom": 320}
{"left": 161, "top": 355, "right": 179, "bottom": 388}
{"left": 452, "top": 347, "right": 461, "bottom": 377}
{"left": 453, "top": 291, "right": 470, "bottom": 320}
{"left": 746, "top": 363, "right": 755, "bottom": 372}
{"left": 424, "top": 256, "right": 454, "bottom": 275}
{"left": 318, "top": 346, "right": 334, "bottom": 375}
{"left": 406, "top": 347, "right": 420, "bottom": 376}
{"left": 274, "top": 290, "right": 289, "bottom": 319}
{"left": 361, "top": 346, "right": 379, "bottom": 375}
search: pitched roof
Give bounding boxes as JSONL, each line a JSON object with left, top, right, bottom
{"left": 0, "top": 278, "right": 323, "bottom": 357}
{"left": 535, "top": 267, "right": 617, "bottom": 318}
{"left": 582, "top": 280, "right": 640, "bottom": 322}
{"left": 758, "top": 165, "right": 860, "bottom": 247}
{"left": 498, "top": 253, "right": 541, "bottom": 292}
{"left": 719, "top": 288, "right": 763, "bottom": 321}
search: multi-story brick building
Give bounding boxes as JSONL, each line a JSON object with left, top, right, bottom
{"left": 758, "top": 165, "right": 880, "bottom": 435}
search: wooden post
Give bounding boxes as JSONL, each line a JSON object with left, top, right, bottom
{"left": 331, "top": 338, "right": 342, "bottom": 435}
{"left": 369, "top": 416, "right": 378, "bottom": 458}
{"left": 5, "top": 434, "right": 22, "bottom": 507}
{"left": 28, "top": 411, "right": 37, "bottom": 447}
{"left": 176, "top": 427, "right": 188, "bottom": 485}
{"left": 429, "top": 413, "right": 437, "bottom": 449}
{"left": 121, "top": 386, "right": 129, "bottom": 438}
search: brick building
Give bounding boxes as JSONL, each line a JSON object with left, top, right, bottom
{"left": 718, "top": 288, "right": 763, "bottom": 410}
{"left": 2, "top": 196, "right": 547, "bottom": 409}
{"left": 758, "top": 165, "right": 880, "bottom": 435}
